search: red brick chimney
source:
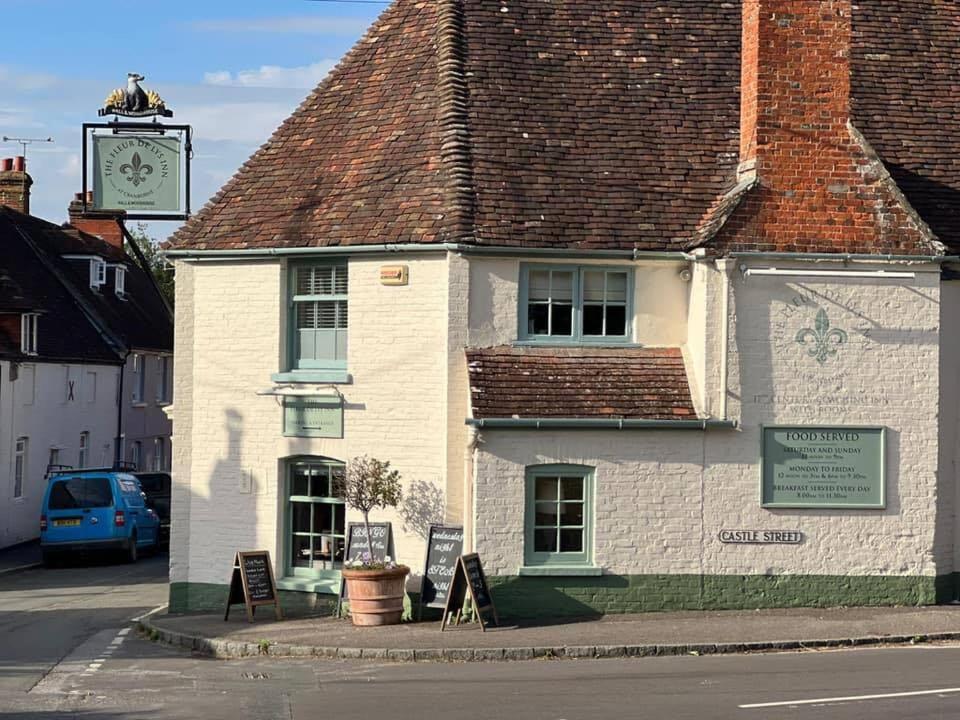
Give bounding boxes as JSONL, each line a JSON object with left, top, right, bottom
{"left": 0, "top": 156, "right": 33, "bottom": 215}
{"left": 719, "top": 0, "right": 939, "bottom": 255}
{"left": 67, "top": 191, "right": 126, "bottom": 249}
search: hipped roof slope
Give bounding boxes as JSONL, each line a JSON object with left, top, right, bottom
{"left": 169, "top": 0, "right": 960, "bottom": 254}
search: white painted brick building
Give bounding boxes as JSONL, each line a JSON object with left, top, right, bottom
{"left": 164, "top": 0, "right": 960, "bottom": 616}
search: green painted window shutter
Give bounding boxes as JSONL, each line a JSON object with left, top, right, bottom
{"left": 290, "top": 262, "right": 348, "bottom": 371}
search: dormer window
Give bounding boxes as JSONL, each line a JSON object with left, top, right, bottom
{"left": 89, "top": 259, "right": 106, "bottom": 289}
{"left": 20, "top": 313, "right": 38, "bottom": 355}
{"left": 115, "top": 266, "right": 126, "bottom": 299}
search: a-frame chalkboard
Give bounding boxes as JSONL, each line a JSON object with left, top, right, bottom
{"left": 336, "top": 522, "right": 394, "bottom": 617}
{"left": 224, "top": 550, "right": 283, "bottom": 623}
{"left": 419, "top": 524, "right": 464, "bottom": 618}
{"left": 440, "top": 553, "right": 499, "bottom": 631}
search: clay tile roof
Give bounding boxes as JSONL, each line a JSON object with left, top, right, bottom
{"left": 466, "top": 346, "right": 696, "bottom": 421}
{"left": 169, "top": 0, "right": 960, "bottom": 255}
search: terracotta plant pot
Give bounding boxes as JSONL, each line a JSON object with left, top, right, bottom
{"left": 341, "top": 565, "right": 410, "bottom": 626}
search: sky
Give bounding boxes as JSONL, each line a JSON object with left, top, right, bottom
{"left": 0, "top": 0, "right": 388, "bottom": 240}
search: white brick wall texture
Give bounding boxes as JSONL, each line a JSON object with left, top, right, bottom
{"left": 171, "top": 255, "right": 453, "bottom": 587}
{"left": 475, "top": 261, "right": 949, "bottom": 579}
{"left": 172, "top": 252, "right": 953, "bottom": 591}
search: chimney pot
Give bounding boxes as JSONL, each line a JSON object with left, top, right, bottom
{"left": 1, "top": 158, "right": 11, "bottom": 172}
{"left": 85, "top": 190, "right": 93, "bottom": 203}
{"left": 13, "top": 156, "right": 25, "bottom": 172}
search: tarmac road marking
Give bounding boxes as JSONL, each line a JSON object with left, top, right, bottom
{"left": 740, "top": 687, "right": 960, "bottom": 709}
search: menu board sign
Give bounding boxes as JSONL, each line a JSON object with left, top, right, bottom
{"left": 761, "top": 426, "right": 886, "bottom": 509}
{"left": 224, "top": 551, "right": 282, "bottom": 623}
{"left": 420, "top": 525, "right": 464, "bottom": 610}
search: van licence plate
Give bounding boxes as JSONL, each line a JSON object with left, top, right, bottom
{"left": 54, "top": 519, "right": 81, "bottom": 527}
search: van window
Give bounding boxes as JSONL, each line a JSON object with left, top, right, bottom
{"left": 49, "top": 477, "right": 113, "bottom": 510}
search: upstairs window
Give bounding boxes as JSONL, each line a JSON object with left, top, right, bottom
{"left": 290, "top": 263, "right": 348, "bottom": 372}
{"left": 156, "top": 356, "right": 171, "bottom": 404}
{"left": 115, "top": 267, "right": 126, "bottom": 299}
{"left": 131, "top": 354, "right": 145, "bottom": 403}
{"left": 520, "top": 265, "right": 632, "bottom": 343}
{"left": 20, "top": 313, "right": 38, "bottom": 355}
{"left": 89, "top": 259, "right": 107, "bottom": 289}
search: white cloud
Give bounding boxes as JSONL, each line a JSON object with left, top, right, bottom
{"left": 189, "top": 16, "right": 371, "bottom": 35}
{"left": 0, "top": 65, "right": 59, "bottom": 92}
{"left": 178, "top": 102, "right": 303, "bottom": 144}
{"left": 203, "top": 61, "right": 336, "bottom": 90}
{"left": 57, "top": 153, "right": 81, "bottom": 178}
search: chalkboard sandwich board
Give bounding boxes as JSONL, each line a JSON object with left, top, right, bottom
{"left": 224, "top": 550, "right": 283, "bottom": 623}
{"left": 336, "top": 522, "right": 395, "bottom": 617}
{"left": 419, "top": 525, "right": 464, "bottom": 618}
{"left": 441, "top": 553, "right": 499, "bottom": 631}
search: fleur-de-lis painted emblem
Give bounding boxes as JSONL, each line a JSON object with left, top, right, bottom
{"left": 119, "top": 152, "right": 153, "bottom": 187}
{"left": 796, "top": 309, "right": 848, "bottom": 365}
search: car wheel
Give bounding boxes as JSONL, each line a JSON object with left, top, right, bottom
{"left": 126, "top": 532, "right": 138, "bottom": 564}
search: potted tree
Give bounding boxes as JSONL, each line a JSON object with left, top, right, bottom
{"left": 337, "top": 456, "right": 409, "bottom": 626}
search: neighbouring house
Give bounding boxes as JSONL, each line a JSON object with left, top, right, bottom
{"left": 0, "top": 161, "right": 173, "bottom": 549}
{"left": 164, "top": 0, "right": 960, "bottom": 617}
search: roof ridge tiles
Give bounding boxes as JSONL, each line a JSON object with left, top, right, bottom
{"left": 436, "top": 0, "right": 476, "bottom": 243}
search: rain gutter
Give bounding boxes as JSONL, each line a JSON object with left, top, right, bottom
{"left": 730, "top": 252, "right": 958, "bottom": 263}
{"left": 465, "top": 418, "right": 738, "bottom": 430}
{"left": 164, "top": 244, "right": 701, "bottom": 262}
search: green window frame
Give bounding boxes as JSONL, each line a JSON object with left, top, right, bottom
{"left": 524, "top": 465, "right": 594, "bottom": 567}
{"left": 284, "top": 458, "right": 347, "bottom": 587}
{"left": 518, "top": 265, "right": 633, "bottom": 344}
{"left": 287, "top": 262, "right": 348, "bottom": 375}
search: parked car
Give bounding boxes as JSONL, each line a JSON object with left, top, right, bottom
{"left": 133, "top": 472, "right": 171, "bottom": 549}
{"left": 40, "top": 469, "right": 161, "bottom": 566}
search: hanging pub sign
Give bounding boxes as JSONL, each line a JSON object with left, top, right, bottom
{"left": 83, "top": 72, "right": 192, "bottom": 221}
{"left": 761, "top": 425, "right": 886, "bottom": 509}
{"left": 92, "top": 134, "right": 181, "bottom": 214}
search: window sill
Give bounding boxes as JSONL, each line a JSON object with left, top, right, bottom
{"left": 130, "top": 402, "right": 148, "bottom": 409}
{"left": 518, "top": 566, "right": 603, "bottom": 577}
{"left": 277, "top": 576, "right": 341, "bottom": 595}
{"left": 271, "top": 371, "right": 352, "bottom": 385}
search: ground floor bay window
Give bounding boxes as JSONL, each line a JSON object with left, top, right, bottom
{"left": 282, "top": 457, "right": 346, "bottom": 594}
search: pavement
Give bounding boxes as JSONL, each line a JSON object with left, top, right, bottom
{"left": 0, "top": 539, "right": 41, "bottom": 575}
{"left": 143, "top": 603, "right": 960, "bottom": 662}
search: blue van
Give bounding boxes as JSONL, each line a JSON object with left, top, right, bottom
{"left": 40, "top": 469, "right": 161, "bottom": 566}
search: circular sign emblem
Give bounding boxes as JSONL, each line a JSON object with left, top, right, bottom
{"left": 95, "top": 135, "right": 180, "bottom": 212}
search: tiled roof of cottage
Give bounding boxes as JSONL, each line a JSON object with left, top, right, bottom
{"left": 168, "top": 0, "right": 960, "bottom": 254}
{"left": 0, "top": 208, "right": 120, "bottom": 364}
{"left": 466, "top": 346, "right": 696, "bottom": 420}
{"left": 0, "top": 207, "right": 173, "bottom": 360}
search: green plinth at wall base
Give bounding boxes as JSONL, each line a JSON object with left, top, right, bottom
{"left": 170, "top": 576, "right": 958, "bottom": 617}
{"left": 485, "top": 574, "right": 957, "bottom": 618}
{"left": 169, "top": 582, "right": 338, "bottom": 616}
